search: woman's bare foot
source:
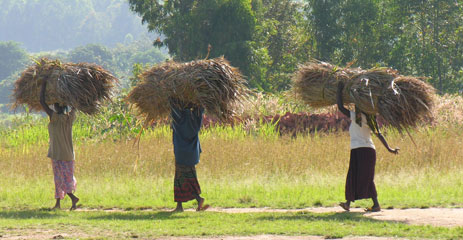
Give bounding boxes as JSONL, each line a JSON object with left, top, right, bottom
{"left": 70, "top": 197, "right": 79, "bottom": 211}
{"left": 173, "top": 202, "right": 184, "bottom": 212}
{"left": 52, "top": 199, "right": 61, "bottom": 210}
{"left": 196, "top": 197, "right": 210, "bottom": 211}
{"left": 339, "top": 202, "right": 350, "bottom": 211}
{"left": 365, "top": 205, "right": 381, "bottom": 212}
{"left": 172, "top": 207, "right": 184, "bottom": 212}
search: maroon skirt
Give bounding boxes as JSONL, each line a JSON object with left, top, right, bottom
{"left": 345, "top": 147, "right": 377, "bottom": 201}
{"left": 174, "top": 164, "right": 201, "bottom": 202}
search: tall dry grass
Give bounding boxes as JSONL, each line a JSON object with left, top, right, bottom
{"left": 2, "top": 123, "right": 462, "bottom": 180}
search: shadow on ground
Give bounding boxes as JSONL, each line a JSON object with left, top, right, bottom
{"left": 86, "top": 210, "right": 187, "bottom": 221}
{"left": 256, "top": 211, "right": 405, "bottom": 225}
{"left": 0, "top": 209, "right": 63, "bottom": 219}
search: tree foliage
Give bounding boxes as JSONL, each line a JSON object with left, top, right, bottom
{"left": 2, "top": 0, "right": 462, "bottom": 94}
{"left": 0, "top": 41, "right": 29, "bottom": 104}
{"left": 305, "top": 0, "right": 463, "bottom": 93}
{"left": 129, "top": 0, "right": 256, "bottom": 77}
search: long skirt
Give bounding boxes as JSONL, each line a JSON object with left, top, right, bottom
{"left": 345, "top": 147, "right": 377, "bottom": 201}
{"left": 51, "top": 159, "right": 77, "bottom": 199}
{"left": 174, "top": 164, "right": 201, "bottom": 202}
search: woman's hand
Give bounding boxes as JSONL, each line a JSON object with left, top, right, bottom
{"left": 388, "top": 147, "right": 400, "bottom": 155}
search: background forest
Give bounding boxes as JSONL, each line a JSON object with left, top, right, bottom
{"left": 1, "top": 0, "right": 462, "bottom": 111}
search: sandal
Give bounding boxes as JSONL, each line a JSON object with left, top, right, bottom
{"left": 364, "top": 206, "right": 381, "bottom": 212}
{"left": 339, "top": 202, "right": 350, "bottom": 211}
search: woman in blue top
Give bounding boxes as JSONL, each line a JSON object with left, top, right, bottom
{"left": 171, "top": 99, "right": 209, "bottom": 212}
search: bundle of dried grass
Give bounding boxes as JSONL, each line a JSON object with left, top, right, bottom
{"left": 293, "top": 61, "right": 435, "bottom": 131}
{"left": 13, "top": 58, "right": 118, "bottom": 114}
{"left": 127, "top": 57, "right": 250, "bottom": 121}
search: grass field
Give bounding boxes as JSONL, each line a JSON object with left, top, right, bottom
{"left": 1, "top": 210, "right": 463, "bottom": 239}
{"left": 1, "top": 97, "right": 463, "bottom": 239}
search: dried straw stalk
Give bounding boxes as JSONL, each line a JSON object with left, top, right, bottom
{"left": 13, "top": 58, "right": 118, "bottom": 114}
{"left": 127, "top": 57, "right": 250, "bottom": 122}
{"left": 293, "top": 61, "right": 435, "bottom": 131}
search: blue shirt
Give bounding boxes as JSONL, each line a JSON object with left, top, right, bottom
{"left": 171, "top": 105, "right": 204, "bottom": 166}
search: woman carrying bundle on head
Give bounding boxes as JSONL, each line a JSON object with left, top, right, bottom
{"left": 40, "top": 79, "right": 79, "bottom": 211}
{"left": 170, "top": 98, "right": 209, "bottom": 212}
{"left": 336, "top": 81, "right": 399, "bottom": 212}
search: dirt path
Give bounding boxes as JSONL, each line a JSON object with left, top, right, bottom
{"left": 164, "top": 236, "right": 406, "bottom": 240}
{"left": 204, "top": 207, "right": 463, "bottom": 227}
{"left": 76, "top": 207, "right": 463, "bottom": 227}
{"left": 0, "top": 234, "right": 407, "bottom": 240}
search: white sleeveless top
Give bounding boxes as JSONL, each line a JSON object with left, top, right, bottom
{"left": 349, "top": 111, "right": 375, "bottom": 150}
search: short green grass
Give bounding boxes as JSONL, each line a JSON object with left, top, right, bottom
{"left": 0, "top": 172, "right": 462, "bottom": 210}
{"left": 0, "top": 210, "right": 462, "bottom": 239}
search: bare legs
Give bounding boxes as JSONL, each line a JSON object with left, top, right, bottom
{"left": 52, "top": 193, "right": 79, "bottom": 211}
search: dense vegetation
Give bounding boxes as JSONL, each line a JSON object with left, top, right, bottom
{"left": 1, "top": 0, "right": 462, "bottom": 109}
{"left": 129, "top": 0, "right": 463, "bottom": 93}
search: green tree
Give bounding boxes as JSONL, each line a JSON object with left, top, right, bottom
{"left": 128, "top": 0, "right": 256, "bottom": 77}
{"left": 305, "top": 0, "right": 343, "bottom": 61}
{"left": 387, "top": 0, "right": 463, "bottom": 92}
{"left": 0, "top": 41, "right": 28, "bottom": 80}
{"left": 252, "top": 0, "right": 311, "bottom": 91}
{"left": 68, "top": 44, "right": 115, "bottom": 71}
{"left": 0, "top": 41, "right": 29, "bottom": 103}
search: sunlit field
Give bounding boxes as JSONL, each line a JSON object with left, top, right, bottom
{"left": 0, "top": 95, "right": 462, "bottom": 239}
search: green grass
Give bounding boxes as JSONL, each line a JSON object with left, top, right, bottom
{"left": 1, "top": 114, "right": 463, "bottom": 238}
{"left": 0, "top": 171, "right": 461, "bottom": 210}
{"left": 0, "top": 210, "right": 462, "bottom": 239}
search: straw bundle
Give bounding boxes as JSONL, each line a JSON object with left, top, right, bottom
{"left": 293, "top": 61, "right": 435, "bottom": 131}
{"left": 13, "top": 58, "right": 118, "bottom": 114}
{"left": 127, "top": 57, "right": 250, "bottom": 121}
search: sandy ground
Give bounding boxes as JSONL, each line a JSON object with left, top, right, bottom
{"left": 204, "top": 207, "right": 463, "bottom": 227}
{"left": 162, "top": 236, "right": 407, "bottom": 240}
{"left": 76, "top": 206, "right": 463, "bottom": 227}
{"left": 0, "top": 233, "right": 411, "bottom": 240}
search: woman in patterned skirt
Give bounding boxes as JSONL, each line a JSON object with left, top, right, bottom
{"left": 337, "top": 82, "right": 399, "bottom": 212}
{"left": 40, "top": 79, "right": 79, "bottom": 210}
{"left": 171, "top": 100, "right": 209, "bottom": 212}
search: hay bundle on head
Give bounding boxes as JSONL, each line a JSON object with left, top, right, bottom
{"left": 13, "top": 58, "right": 118, "bottom": 114}
{"left": 127, "top": 57, "right": 250, "bottom": 122}
{"left": 293, "top": 61, "right": 435, "bottom": 131}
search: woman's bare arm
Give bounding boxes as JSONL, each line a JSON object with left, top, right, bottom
{"left": 367, "top": 117, "right": 399, "bottom": 154}
{"left": 375, "top": 131, "right": 399, "bottom": 154}
{"left": 39, "top": 80, "right": 53, "bottom": 118}
{"left": 336, "top": 82, "right": 350, "bottom": 117}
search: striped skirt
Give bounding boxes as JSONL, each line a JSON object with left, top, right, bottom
{"left": 174, "top": 164, "right": 201, "bottom": 202}
{"left": 51, "top": 159, "right": 77, "bottom": 199}
{"left": 345, "top": 147, "right": 377, "bottom": 201}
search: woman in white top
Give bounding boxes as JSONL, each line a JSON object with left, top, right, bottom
{"left": 337, "top": 82, "right": 399, "bottom": 212}
{"left": 40, "top": 80, "right": 79, "bottom": 210}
